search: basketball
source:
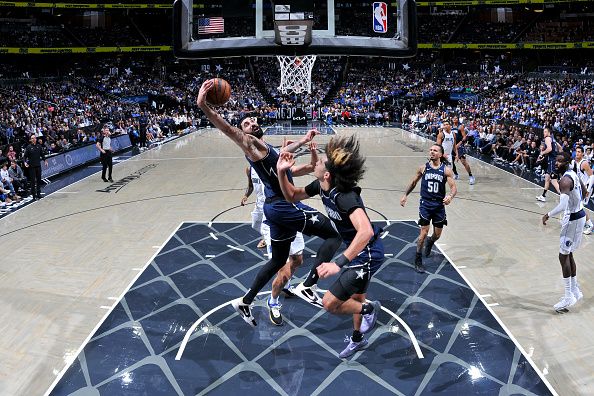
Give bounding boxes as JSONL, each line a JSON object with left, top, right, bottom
{"left": 206, "top": 78, "right": 231, "bottom": 106}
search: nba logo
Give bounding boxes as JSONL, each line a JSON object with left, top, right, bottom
{"left": 372, "top": 2, "right": 388, "bottom": 33}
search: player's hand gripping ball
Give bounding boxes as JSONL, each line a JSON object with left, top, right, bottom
{"left": 206, "top": 78, "right": 231, "bottom": 106}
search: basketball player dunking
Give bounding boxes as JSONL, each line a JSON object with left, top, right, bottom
{"left": 401, "top": 144, "right": 457, "bottom": 273}
{"left": 197, "top": 80, "right": 342, "bottom": 327}
{"left": 542, "top": 152, "right": 587, "bottom": 312}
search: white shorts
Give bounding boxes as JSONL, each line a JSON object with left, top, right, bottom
{"left": 251, "top": 209, "right": 264, "bottom": 233}
{"left": 559, "top": 215, "right": 586, "bottom": 254}
{"left": 261, "top": 221, "right": 305, "bottom": 256}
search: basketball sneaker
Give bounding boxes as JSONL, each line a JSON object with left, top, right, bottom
{"left": 231, "top": 298, "right": 257, "bottom": 327}
{"left": 553, "top": 295, "right": 577, "bottom": 312}
{"left": 583, "top": 224, "right": 592, "bottom": 235}
{"left": 339, "top": 337, "right": 368, "bottom": 359}
{"left": 572, "top": 285, "right": 583, "bottom": 302}
{"left": 257, "top": 240, "right": 267, "bottom": 248}
{"left": 291, "top": 283, "right": 323, "bottom": 308}
{"left": 360, "top": 300, "right": 382, "bottom": 334}
{"left": 424, "top": 238, "right": 435, "bottom": 257}
{"left": 414, "top": 253, "right": 425, "bottom": 273}
{"left": 454, "top": 174, "right": 459, "bottom": 180}
{"left": 469, "top": 176, "right": 475, "bottom": 185}
{"left": 267, "top": 299, "right": 283, "bottom": 326}
{"left": 536, "top": 195, "right": 546, "bottom": 202}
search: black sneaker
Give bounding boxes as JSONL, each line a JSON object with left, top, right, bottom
{"left": 414, "top": 253, "right": 426, "bottom": 273}
{"left": 267, "top": 300, "right": 283, "bottom": 326}
{"left": 424, "top": 238, "right": 435, "bottom": 257}
{"left": 231, "top": 298, "right": 257, "bottom": 327}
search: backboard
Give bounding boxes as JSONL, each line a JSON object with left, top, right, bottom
{"left": 173, "top": 0, "right": 417, "bottom": 59}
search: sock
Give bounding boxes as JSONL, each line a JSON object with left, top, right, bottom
{"left": 587, "top": 220, "right": 593, "bottom": 228}
{"left": 352, "top": 330, "right": 363, "bottom": 342}
{"left": 269, "top": 295, "right": 279, "bottom": 305}
{"left": 570, "top": 276, "right": 578, "bottom": 291}
{"left": 542, "top": 189, "right": 547, "bottom": 197}
{"left": 563, "top": 277, "right": 572, "bottom": 298}
{"left": 303, "top": 269, "right": 318, "bottom": 287}
{"left": 468, "top": 172, "right": 473, "bottom": 176}
{"left": 360, "top": 303, "right": 374, "bottom": 315}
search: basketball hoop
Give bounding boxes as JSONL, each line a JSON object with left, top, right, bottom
{"left": 276, "top": 55, "right": 317, "bottom": 94}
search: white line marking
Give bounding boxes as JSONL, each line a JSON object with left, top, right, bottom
{"left": 209, "top": 233, "right": 218, "bottom": 240}
{"left": 99, "top": 306, "right": 112, "bottom": 310}
{"left": 207, "top": 222, "right": 213, "bottom": 228}
{"left": 487, "top": 303, "right": 500, "bottom": 307}
{"left": 152, "top": 245, "right": 161, "bottom": 249}
{"left": 380, "top": 231, "right": 389, "bottom": 239}
{"left": 175, "top": 289, "right": 424, "bottom": 361}
{"left": 131, "top": 268, "right": 143, "bottom": 271}
{"left": 480, "top": 294, "right": 492, "bottom": 298}
{"left": 205, "top": 255, "right": 216, "bottom": 258}
{"left": 107, "top": 297, "right": 118, "bottom": 301}
{"left": 227, "top": 245, "right": 245, "bottom": 252}
{"left": 384, "top": 254, "right": 394, "bottom": 257}
{"left": 44, "top": 222, "right": 185, "bottom": 396}
{"left": 435, "top": 245, "right": 559, "bottom": 396}
{"left": 456, "top": 265, "right": 467, "bottom": 269}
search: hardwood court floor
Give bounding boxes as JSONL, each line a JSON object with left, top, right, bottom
{"left": 0, "top": 127, "right": 591, "bottom": 396}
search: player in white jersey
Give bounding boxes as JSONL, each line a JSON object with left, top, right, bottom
{"left": 571, "top": 146, "right": 594, "bottom": 234}
{"left": 240, "top": 164, "right": 306, "bottom": 326}
{"left": 242, "top": 166, "right": 267, "bottom": 248}
{"left": 542, "top": 152, "right": 587, "bottom": 312}
{"left": 436, "top": 120, "right": 456, "bottom": 165}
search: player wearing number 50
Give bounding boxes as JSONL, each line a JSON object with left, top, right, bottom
{"left": 401, "top": 144, "right": 457, "bottom": 274}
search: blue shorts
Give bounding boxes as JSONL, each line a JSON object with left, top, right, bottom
{"left": 263, "top": 199, "right": 321, "bottom": 242}
{"left": 457, "top": 146, "right": 466, "bottom": 159}
{"left": 418, "top": 200, "right": 447, "bottom": 227}
{"left": 547, "top": 158, "right": 558, "bottom": 177}
{"left": 329, "top": 238, "right": 385, "bottom": 301}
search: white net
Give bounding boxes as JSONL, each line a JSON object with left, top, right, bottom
{"left": 276, "top": 55, "right": 317, "bottom": 94}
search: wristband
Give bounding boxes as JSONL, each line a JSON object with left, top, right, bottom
{"left": 335, "top": 254, "right": 351, "bottom": 268}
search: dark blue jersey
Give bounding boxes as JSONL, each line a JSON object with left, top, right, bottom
{"left": 548, "top": 136, "right": 558, "bottom": 161}
{"left": 305, "top": 180, "right": 381, "bottom": 244}
{"left": 453, "top": 125, "right": 464, "bottom": 144}
{"left": 420, "top": 162, "right": 447, "bottom": 202}
{"left": 246, "top": 143, "right": 293, "bottom": 200}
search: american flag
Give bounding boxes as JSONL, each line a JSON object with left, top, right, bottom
{"left": 197, "top": 17, "right": 224, "bottom": 34}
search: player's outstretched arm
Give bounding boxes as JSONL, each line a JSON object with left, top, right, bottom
{"left": 291, "top": 142, "right": 318, "bottom": 177}
{"left": 196, "top": 80, "right": 265, "bottom": 160}
{"left": 443, "top": 167, "right": 457, "bottom": 205}
{"left": 400, "top": 165, "right": 424, "bottom": 206}
{"left": 277, "top": 152, "right": 311, "bottom": 202}
{"left": 317, "top": 208, "right": 374, "bottom": 279}
{"left": 282, "top": 129, "right": 318, "bottom": 153}
{"left": 241, "top": 167, "right": 253, "bottom": 206}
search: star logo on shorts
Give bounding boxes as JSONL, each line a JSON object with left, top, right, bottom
{"left": 309, "top": 214, "right": 319, "bottom": 224}
{"left": 355, "top": 269, "right": 366, "bottom": 279}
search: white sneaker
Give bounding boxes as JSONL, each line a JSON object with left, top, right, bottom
{"left": 583, "top": 225, "right": 592, "bottom": 235}
{"left": 535, "top": 195, "right": 546, "bottom": 202}
{"left": 572, "top": 286, "right": 583, "bottom": 302}
{"left": 231, "top": 298, "right": 257, "bottom": 327}
{"left": 553, "top": 295, "right": 577, "bottom": 312}
{"left": 290, "top": 283, "right": 323, "bottom": 307}
{"left": 469, "top": 176, "right": 475, "bottom": 185}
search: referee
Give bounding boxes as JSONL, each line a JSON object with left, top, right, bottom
{"left": 96, "top": 125, "right": 114, "bottom": 182}
{"left": 23, "top": 134, "right": 47, "bottom": 200}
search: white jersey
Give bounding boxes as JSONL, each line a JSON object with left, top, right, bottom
{"left": 250, "top": 167, "right": 266, "bottom": 212}
{"left": 563, "top": 170, "right": 584, "bottom": 215}
{"left": 441, "top": 130, "right": 455, "bottom": 159}
{"left": 571, "top": 158, "right": 589, "bottom": 186}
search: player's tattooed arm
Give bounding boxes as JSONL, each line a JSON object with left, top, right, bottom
{"left": 400, "top": 165, "right": 424, "bottom": 206}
